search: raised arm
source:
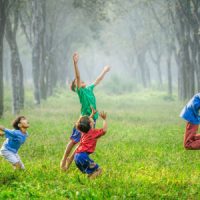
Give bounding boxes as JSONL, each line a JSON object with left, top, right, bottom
{"left": 89, "top": 106, "right": 97, "bottom": 119}
{"left": 73, "top": 52, "right": 81, "bottom": 88}
{"left": 93, "top": 65, "right": 110, "bottom": 86}
{"left": 100, "top": 111, "right": 107, "bottom": 133}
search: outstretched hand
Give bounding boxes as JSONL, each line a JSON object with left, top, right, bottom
{"left": 73, "top": 52, "right": 79, "bottom": 64}
{"left": 100, "top": 111, "right": 107, "bottom": 120}
{"left": 90, "top": 106, "right": 97, "bottom": 118}
{"left": 103, "top": 65, "right": 111, "bottom": 73}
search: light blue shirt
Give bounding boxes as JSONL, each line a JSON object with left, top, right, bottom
{"left": 180, "top": 93, "right": 200, "bottom": 125}
{"left": 2, "top": 129, "right": 28, "bottom": 153}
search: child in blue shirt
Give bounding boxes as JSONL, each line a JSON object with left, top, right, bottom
{"left": 0, "top": 116, "right": 29, "bottom": 169}
{"left": 180, "top": 93, "right": 200, "bottom": 149}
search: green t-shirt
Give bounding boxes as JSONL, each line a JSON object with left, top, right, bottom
{"left": 76, "top": 84, "right": 98, "bottom": 120}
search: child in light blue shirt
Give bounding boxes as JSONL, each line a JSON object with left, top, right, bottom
{"left": 0, "top": 116, "right": 29, "bottom": 169}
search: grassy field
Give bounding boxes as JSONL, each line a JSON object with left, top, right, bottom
{"left": 0, "top": 88, "right": 200, "bottom": 200}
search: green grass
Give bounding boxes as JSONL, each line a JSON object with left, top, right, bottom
{"left": 0, "top": 88, "right": 199, "bottom": 200}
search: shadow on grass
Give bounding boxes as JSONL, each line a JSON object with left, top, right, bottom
{"left": 0, "top": 173, "right": 19, "bottom": 185}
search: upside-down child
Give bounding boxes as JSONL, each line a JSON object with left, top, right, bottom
{"left": 60, "top": 52, "right": 110, "bottom": 170}
{"left": 74, "top": 111, "right": 107, "bottom": 179}
{"left": 0, "top": 116, "right": 29, "bottom": 169}
{"left": 180, "top": 93, "right": 200, "bottom": 149}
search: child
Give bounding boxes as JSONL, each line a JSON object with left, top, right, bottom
{"left": 74, "top": 111, "right": 107, "bottom": 179}
{"left": 180, "top": 93, "right": 200, "bottom": 149}
{"left": 0, "top": 116, "right": 29, "bottom": 169}
{"left": 60, "top": 52, "right": 110, "bottom": 170}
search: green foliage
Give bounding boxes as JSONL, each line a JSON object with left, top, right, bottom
{"left": 0, "top": 88, "right": 199, "bottom": 199}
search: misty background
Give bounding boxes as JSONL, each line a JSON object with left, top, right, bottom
{"left": 0, "top": 0, "right": 198, "bottom": 115}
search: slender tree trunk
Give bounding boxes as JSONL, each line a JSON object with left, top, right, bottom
{"left": 39, "top": 0, "right": 47, "bottom": 100}
{"left": 0, "top": 0, "right": 8, "bottom": 117}
{"left": 156, "top": 63, "right": 162, "bottom": 86}
{"left": 32, "top": 0, "right": 41, "bottom": 104}
{"left": 145, "top": 62, "right": 151, "bottom": 86}
{"left": 167, "top": 47, "right": 172, "bottom": 97}
{"left": 137, "top": 53, "right": 147, "bottom": 88}
{"left": 5, "top": 6, "right": 24, "bottom": 114}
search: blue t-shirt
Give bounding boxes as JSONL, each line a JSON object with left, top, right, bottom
{"left": 180, "top": 93, "right": 200, "bottom": 124}
{"left": 1, "top": 129, "right": 28, "bottom": 153}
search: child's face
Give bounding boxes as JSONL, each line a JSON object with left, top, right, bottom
{"left": 19, "top": 118, "right": 29, "bottom": 129}
{"left": 80, "top": 81, "right": 86, "bottom": 88}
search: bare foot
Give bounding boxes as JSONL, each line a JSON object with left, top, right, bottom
{"left": 65, "top": 157, "right": 73, "bottom": 170}
{"left": 88, "top": 168, "right": 102, "bottom": 179}
{"left": 60, "top": 157, "right": 73, "bottom": 171}
{"left": 60, "top": 158, "right": 68, "bottom": 171}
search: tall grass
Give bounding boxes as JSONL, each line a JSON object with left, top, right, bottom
{"left": 0, "top": 88, "right": 198, "bottom": 200}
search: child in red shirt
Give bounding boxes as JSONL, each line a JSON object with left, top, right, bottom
{"left": 74, "top": 111, "right": 107, "bottom": 179}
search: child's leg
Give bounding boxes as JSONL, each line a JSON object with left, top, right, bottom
{"left": 14, "top": 154, "right": 25, "bottom": 169}
{"left": 184, "top": 122, "right": 200, "bottom": 149}
{"left": 13, "top": 162, "right": 24, "bottom": 170}
{"left": 74, "top": 152, "right": 100, "bottom": 177}
{"left": 0, "top": 149, "right": 24, "bottom": 169}
{"left": 60, "top": 140, "right": 75, "bottom": 170}
{"left": 88, "top": 168, "right": 102, "bottom": 179}
{"left": 60, "top": 127, "right": 81, "bottom": 170}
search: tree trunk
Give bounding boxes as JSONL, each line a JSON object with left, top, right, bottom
{"left": 137, "top": 53, "right": 147, "bottom": 88}
{"left": 167, "top": 47, "right": 172, "bottom": 97}
{"left": 175, "top": 1, "right": 197, "bottom": 100}
{"left": 156, "top": 63, "right": 162, "bottom": 86}
{"left": 0, "top": 0, "right": 8, "bottom": 117}
{"left": 5, "top": 6, "right": 24, "bottom": 114}
{"left": 39, "top": 0, "right": 47, "bottom": 100}
{"left": 32, "top": 0, "right": 41, "bottom": 104}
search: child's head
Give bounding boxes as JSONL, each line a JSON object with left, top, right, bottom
{"left": 76, "top": 116, "right": 94, "bottom": 133}
{"left": 12, "top": 116, "right": 29, "bottom": 130}
{"left": 70, "top": 79, "right": 86, "bottom": 92}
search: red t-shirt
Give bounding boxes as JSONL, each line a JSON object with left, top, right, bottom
{"left": 76, "top": 128, "right": 105, "bottom": 154}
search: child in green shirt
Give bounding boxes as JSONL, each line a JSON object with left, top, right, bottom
{"left": 60, "top": 52, "right": 110, "bottom": 171}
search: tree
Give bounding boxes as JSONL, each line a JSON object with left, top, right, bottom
{"left": 5, "top": 0, "right": 24, "bottom": 114}
{"left": 0, "top": 0, "right": 9, "bottom": 117}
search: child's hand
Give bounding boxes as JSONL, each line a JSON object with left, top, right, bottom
{"left": 103, "top": 65, "right": 111, "bottom": 73}
{"left": 90, "top": 106, "right": 97, "bottom": 118}
{"left": 0, "top": 131, "right": 4, "bottom": 137}
{"left": 73, "top": 52, "right": 79, "bottom": 64}
{"left": 100, "top": 111, "right": 107, "bottom": 120}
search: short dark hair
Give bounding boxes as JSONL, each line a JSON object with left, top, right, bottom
{"left": 12, "top": 116, "right": 26, "bottom": 130}
{"left": 70, "top": 79, "right": 76, "bottom": 92}
{"left": 77, "top": 116, "right": 91, "bottom": 133}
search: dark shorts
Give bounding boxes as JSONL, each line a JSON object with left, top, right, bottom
{"left": 74, "top": 152, "right": 99, "bottom": 174}
{"left": 70, "top": 119, "right": 96, "bottom": 143}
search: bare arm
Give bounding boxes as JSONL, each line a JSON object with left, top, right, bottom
{"left": 0, "top": 125, "right": 5, "bottom": 136}
{"left": 73, "top": 52, "right": 81, "bottom": 88}
{"left": 93, "top": 65, "right": 111, "bottom": 86}
{"left": 89, "top": 106, "right": 97, "bottom": 119}
{"left": 100, "top": 111, "right": 107, "bottom": 133}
